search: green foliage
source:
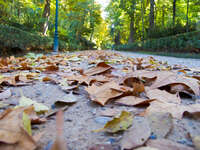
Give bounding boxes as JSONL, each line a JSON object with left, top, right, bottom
{"left": 0, "top": 24, "right": 68, "bottom": 55}
{"left": 106, "top": 0, "right": 200, "bottom": 47}
{"left": 115, "top": 31, "right": 200, "bottom": 53}
{"left": 0, "top": 0, "right": 105, "bottom": 51}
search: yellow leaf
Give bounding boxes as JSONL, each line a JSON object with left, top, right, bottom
{"left": 95, "top": 111, "right": 133, "bottom": 133}
{"left": 23, "top": 112, "right": 32, "bottom": 136}
{"left": 19, "top": 90, "right": 49, "bottom": 113}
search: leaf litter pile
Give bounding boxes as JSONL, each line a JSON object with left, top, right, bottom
{"left": 0, "top": 50, "right": 200, "bottom": 150}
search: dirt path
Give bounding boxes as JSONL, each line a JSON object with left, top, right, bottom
{"left": 117, "top": 51, "right": 200, "bottom": 68}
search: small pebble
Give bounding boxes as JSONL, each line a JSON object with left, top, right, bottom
{"left": 149, "top": 133, "right": 157, "bottom": 140}
{"left": 94, "top": 117, "right": 112, "bottom": 125}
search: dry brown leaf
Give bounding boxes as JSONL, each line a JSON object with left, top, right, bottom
{"left": 0, "top": 76, "right": 16, "bottom": 85}
{"left": 0, "top": 89, "right": 11, "bottom": 99}
{"left": 115, "top": 96, "right": 154, "bottom": 106}
{"left": 123, "top": 77, "right": 145, "bottom": 96}
{"left": 86, "top": 81, "right": 124, "bottom": 105}
{"left": 0, "top": 107, "right": 37, "bottom": 150}
{"left": 45, "top": 65, "right": 59, "bottom": 71}
{"left": 15, "top": 75, "right": 32, "bottom": 83}
{"left": 143, "top": 101, "right": 200, "bottom": 119}
{"left": 146, "top": 112, "right": 173, "bottom": 138}
{"left": 65, "top": 75, "right": 92, "bottom": 85}
{"left": 24, "top": 106, "right": 46, "bottom": 124}
{"left": 121, "top": 118, "right": 151, "bottom": 149}
{"left": 134, "top": 146, "right": 158, "bottom": 150}
{"left": 19, "top": 62, "right": 33, "bottom": 70}
{"left": 84, "top": 62, "right": 112, "bottom": 76}
{"left": 146, "top": 89, "right": 181, "bottom": 104}
{"left": 150, "top": 74, "right": 200, "bottom": 96}
{"left": 146, "top": 139, "right": 195, "bottom": 150}
{"left": 65, "top": 75, "right": 110, "bottom": 86}
{"left": 42, "top": 76, "right": 52, "bottom": 82}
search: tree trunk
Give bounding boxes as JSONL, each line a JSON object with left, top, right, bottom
{"left": 186, "top": 0, "right": 189, "bottom": 32}
{"left": 128, "top": 15, "right": 134, "bottom": 43}
{"left": 114, "top": 32, "right": 121, "bottom": 45}
{"left": 173, "top": 0, "right": 176, "bottom": 26}
{"left": 42, "top": 0, "right": 51, "bottom": 36}
{"left": 149, "top": 0, "right": 155, "bottom": 30}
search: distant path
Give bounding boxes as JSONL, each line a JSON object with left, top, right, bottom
{"left": 117, "top": 51, "right": 200, "bottom": 68}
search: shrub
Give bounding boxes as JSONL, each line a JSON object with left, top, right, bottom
{"left": 115, "top": 31, "right": 200, "bottom": 53}
{"left": 0, "top": 24, "right": 68, "bottom": 55}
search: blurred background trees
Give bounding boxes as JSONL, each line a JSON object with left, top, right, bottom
{"left": 0, "top": 0, "right": 199, "bottom": 53}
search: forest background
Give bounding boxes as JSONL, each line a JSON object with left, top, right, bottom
{"left": 0, "top": 0, "right": 199, "bottom": 55}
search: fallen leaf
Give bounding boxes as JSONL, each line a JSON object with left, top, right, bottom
{"left": 95, "top": 111, "right": 133, "bottom": 133}
{"left": 15, "top": 75, "right": 32, "bottom": 83}
{"left": 86, "top": 81, "right": 123, "bottom": 106}
{"left": 192, "top": 136, "right": 200, "bottom": 150}
{"left": 45, "top": 65, "right": 59, "bottom": 71}
{"left": 23, "top": 112, "right": 32, "bottom": 136}
{"left": 19, "top": 91, "right": 49, "bottom": 113}
{"left": 121, "top": 117, "right": 151, "bottom": 149}
{"left": 144, "top": 101, "right": 200, "bottom": 119}
{"left": 0, "top": 89, "right": 12, "bottom": 99}
{"left": 58, "top": 78, "right": 78, "bottom": 91}
{"left": 54, "top": 94, "right": 77, "bottom": 106}
{"left": 42, "top": 76, "right": 53, "bottom": 82}
{"left": 123, "top": 77, "right": 145, "bottom": 96}
{"left": 65, "top": 75, "right": 92, "bottom": 85}
{"left": 0, "top": 76, "right": 16, "bottom": 85}
{"left": 45, "top": 105, "right": 69, "bottom": 118}
{"left": 24, "top": 106, "right": 46, "bottom": 124}
{"left": 146, "top": 139, "right": 195, "bottom": 150}
{"left": 146, "top": 89, "right": 181, "bottom": 104}
{"left": 0, "top": 107, "right": 37, "bottom": 150}
{"left": 84, "top": 62, "right": 112, "bottom": 76}
{"left": 115, "top": 96, "right": 154, "bottom": 106}
{"left": 146, "top": 112, "right": 173, "bottom": 138}
{"left": 134, "top": 146, "right": 158, "bottom": 150}
{"left": 150, "top": 74, "right": 200, "bottom": 96}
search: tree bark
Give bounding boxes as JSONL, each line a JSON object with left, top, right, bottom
{"left": 149, "top": 0, "right": 155, "bottom": 30}
{"left": 128, "top": 15, "right": 134, "bottom": 43}
{"left": 173, "top": 0, "right": 176, "bottom": 26}
{"left": 42, "top": 0, "right": 51, "bottom": 36}
{"left": 114, "top": 32, "right": 121, "bottom": 45}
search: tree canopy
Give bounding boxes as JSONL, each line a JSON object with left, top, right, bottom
{"left": 0, "top": 0, "right": 199, "bottom": 51}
